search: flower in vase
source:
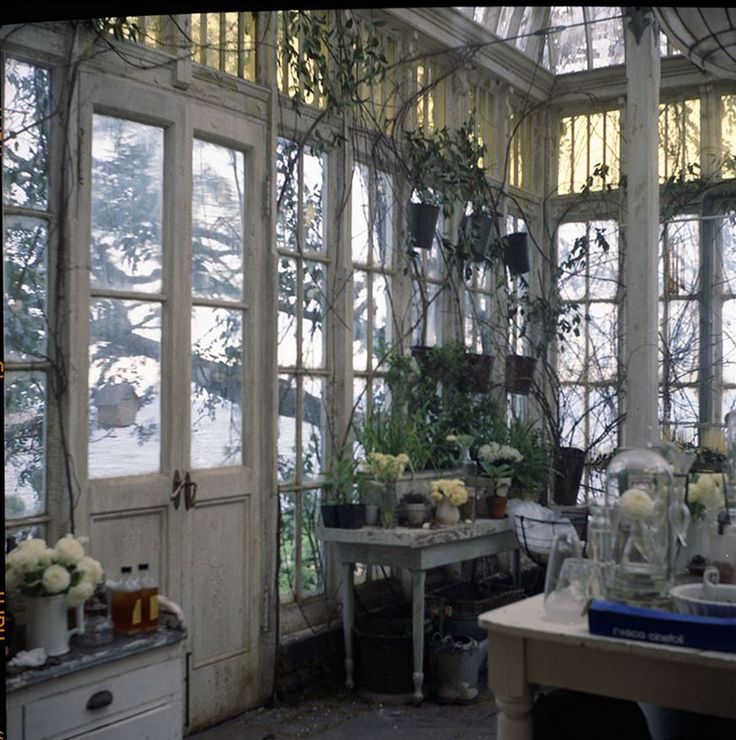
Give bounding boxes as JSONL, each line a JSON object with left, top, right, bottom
{"left": 5, "top": 534, "right": 105, "bottom": 600}
{"left": 430, "top": 479, "right": 469, "bottom": 507}
{"left": 620, "top": 488, "right": 655, "bottom": 521}
{"left": 688, "top": 473, "right": 725, "bottom": 520}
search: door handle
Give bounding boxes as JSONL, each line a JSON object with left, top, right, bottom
{"left": 184, "top": 471, "right": 198, "bottom": 510}
{"left": 171, "top": 469, "right": 183, "bottom": 509}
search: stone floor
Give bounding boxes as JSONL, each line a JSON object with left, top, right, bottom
{"left": 188, "top": 684, "right": 499, "bottom": 740}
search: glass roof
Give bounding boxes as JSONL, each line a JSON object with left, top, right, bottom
{"left": 456, "top": 6, "right": 626, "bottom": 74}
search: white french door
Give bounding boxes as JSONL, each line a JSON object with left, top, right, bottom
{"left": 73, "top": 72, "right": 268, "bottom": 731}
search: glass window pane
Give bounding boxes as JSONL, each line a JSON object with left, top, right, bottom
{"left": 88, "top": 299, "right": 161, "bottom": 478}
{"left": 91, "top": 115, "right": 163, "bottom": 293}
{"left": 374, "top": 170, "right": 393, "bottom": 266}
{"left": 303, "top": 261, "right": 325, "bottom": 369}
{"left": 276, "top": 138, "right": 299, "bottom": 252}
{"left": 191, "top": 306, "right": 243, "bottom": 469}
{"left": 550, "top": 7, "right": 587, "bottom": 73}
{"left": 587, "top": 303, "right": 617, "bottom": 382}
{"left": 373, "top": 273, "right": 391, "bottom": 363}
{"left": 192, "top": 139, "right": 245, "bottom": 301}
{"left": 723, "top": 299, "right": 736, "bottom": 385}
{"left": 588, "top": 7, "right": 625, "bottom": 69}
{"left": 666, "top": 299, "right": 699, "bottom": 384}
{"left": 301, "top": 489, "right": 324, "bottom": 596}
{"left": 353, "top": 269, "right": 369, "bottom": 371}
{"left": 558, "top": 222, "right": 586, "bottom": 300}
{"left": 351, "top": 164, "right": 370, "bottom": 264}
{"left": 3, "top": 216, "right": 47, "bottom": 362}
{"left": 278, "top": 257, "right": 297, "bottom": 367}
{"left": 278, "top": 374, "right": 297, "bottom": 483}
{"left": 279, "top": 491, "right": 296, "bottom": 600}
{"left": 302, "top": 377, "right": 325, "bottom": 481}
{"left": 588, "top": 221, "right": 618, "bottom": 300}
{"left": 558, "top": 330, "right": 585, "bottom": 383}
{"left": 559, "top": 385, "right": 586, "bottom": 449}
{"left": 5, "top": 371, "right": 46, "bottom": 519}
{"left": 303, "top": 147, "right": 325, "bottom": 253}
{"left": 3, "top": 58, "right": 50, "bottom": 210}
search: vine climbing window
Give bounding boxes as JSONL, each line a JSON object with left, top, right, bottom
{"left": 3, "top": 57, "right": 52, "bottom": 544}
{"left": 276, "top": 136, "right": 329, "bottom": 602}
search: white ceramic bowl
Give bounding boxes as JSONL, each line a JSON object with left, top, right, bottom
{"left": 670, "top": 582, "right": 736, "bottom": 618}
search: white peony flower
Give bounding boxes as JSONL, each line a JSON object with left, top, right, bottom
{"left": 6, "top": 568, "right": 20, "bottom": 591}
{"left": 689, "top": 476, "right": 724, "bottom": 511}
{"left": 620, "top": 488, "right": 655, "bottom": 521}
{"left": 7, "top": 546, "right": 45, "bottom": 573}
{"left": 17, "top": 538, "right": 48, "bottom": 554}
{"left": 42, "top": 564, "right": 71, "bottom": 594}
{"left": 55, "top": 535, "right": 85, "bottom": 564}
{"left": 78, "top": 556, "right": 104, "bottom": 585}
{"left": 67, "top": 580, "right": 94, "bottom": 607}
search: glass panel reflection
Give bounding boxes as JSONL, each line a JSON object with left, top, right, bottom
{"left": 3, "top": 216, "right": 47, "bottom": 362}
{"left": 191, "top": 306, "right": 243, "bottom": 469}
{"left": 88, "top": 299, "right": 161, "bottom": 477}
{"left": 91, "top": 115, "right": 163, "bottom": 293}
{"left": 5, "top": 371, "right": 46, "bottom": 519}
{"left": 192, "top": 139, "right": 245, "bottom": 301}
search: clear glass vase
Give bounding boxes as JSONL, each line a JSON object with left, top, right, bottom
{"left": 605, "top": 447, "right": 676, "bottom": 607}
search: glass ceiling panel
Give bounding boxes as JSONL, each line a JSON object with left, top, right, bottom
{"left": 456, "top": 6, "right": 626, "bottom": 74}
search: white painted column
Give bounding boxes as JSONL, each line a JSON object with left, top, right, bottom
{"left": 622, "top": 9, "right": 661, "bottom": 448}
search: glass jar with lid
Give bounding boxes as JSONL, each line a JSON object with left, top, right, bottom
{"left": 605, "top": 447, "right": 676, "bottom": 607}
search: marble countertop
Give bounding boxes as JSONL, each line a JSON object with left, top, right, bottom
{"left": 6, "top": 627, "right": 184, "bottom": 693}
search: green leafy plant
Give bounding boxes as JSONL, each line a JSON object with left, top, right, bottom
{"left": 322, "top": 453, "right": 358, "bottom": 504}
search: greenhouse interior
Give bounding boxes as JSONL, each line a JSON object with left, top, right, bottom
{"left": 3, "top": 7, "right": 736, "bottom": 740}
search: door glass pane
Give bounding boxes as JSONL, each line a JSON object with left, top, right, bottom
{"left": 351, "top": 164, "right": 370, "bottom": 264}
{"left": 279, "top": 491, "right": 296, "bottom": 600}
{"left": 301, "top": 489, "right": 324, "bottom": 596}
{"left": 3, "top": 215, "right": 47, "bottom": 362}
{"left": 275, "top": 138, "right": 298, "bottom": 253}
{"left": 192, "top": 139, "right": 245, "bottom": 301}
{"left": 91, "top": 115, "right": 163, "bottom": 293}
{"left": 353, "top": 269, "right": 369, "bottom": 371}
{"left": 3, "top": 58, "right": 50, "bottom": 210}
{"left": 5, "top": 371, "right": 46, "bottom": 519}
{"left": 88, "top": 299, "right": 161, "bottom": 477}
{"left": 191, "top": 306, "right": 243, "bottom": 469}
{"left": 373, "top": 273, "right": 390, "bottom": 363}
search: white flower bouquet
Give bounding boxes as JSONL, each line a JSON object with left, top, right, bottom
{"left": 430, "top": 479, "right": 469, "bottom": 507}
{"left": 5, "top": 535, "right": 105, "bottom": 606}
{"left": 687, "top": 472, "right": 725, "bottom": 520}
{"left": 477, "top": 442, "right": 523, "bottom": 479}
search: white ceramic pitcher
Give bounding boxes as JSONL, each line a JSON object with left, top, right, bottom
{"left": 25, "top": 594, "right": 85, "bottom": 656}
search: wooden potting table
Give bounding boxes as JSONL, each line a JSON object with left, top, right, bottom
{"left": 479, "top": 593, "right": 736, "bottom": 740}
{"left": 317, "top": 519, "right": 520, "bottom": 703}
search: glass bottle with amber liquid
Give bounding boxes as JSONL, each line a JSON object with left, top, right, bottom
{"left": 138, "top": 563, "right": 159, "bottom": 632}
{"left": 111, "top": 565, "right": 142, "bottom": 635}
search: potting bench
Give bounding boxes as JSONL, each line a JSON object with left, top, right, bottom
{"left": 317, "top": 519, "right": 520, "bottom": 703}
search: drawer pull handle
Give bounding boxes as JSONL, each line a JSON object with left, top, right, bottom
{"left": 86, "top": 690, "right": 113, "bottom": 710}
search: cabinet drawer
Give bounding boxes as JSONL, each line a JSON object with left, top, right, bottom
{"left": 75, "top": 702, "right": 182, "bottom": 740}
{"left": 24, "top": 656, "right": 181, "bottom": 740}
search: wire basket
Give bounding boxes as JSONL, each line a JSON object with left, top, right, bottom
{"left": 514, "top": 514, "right": 582, "bottom": 565}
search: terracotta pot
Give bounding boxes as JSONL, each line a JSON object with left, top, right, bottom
{"left": 486, "top": 495, "right": 508, "bottom": 519}
{"left": 407, "top": 202, "right": 440, "bottom": 250}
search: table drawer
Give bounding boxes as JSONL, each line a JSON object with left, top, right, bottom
{"left": 24, "top": 656, "right": 181, "bottom": 740}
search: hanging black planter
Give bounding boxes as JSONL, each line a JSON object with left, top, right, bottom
{"left": 466, "top": 352, "right": 495, "bottom": 393}
{"left": 502, "top": 232, "right": 530, "bottom": 275}
{"left": 553, "top": 447, "right": 586, "bottom": 506}
{"left": 504, "top": 354, "right": 536, "bottom": 395}
{"left": 459, "top": 212, "right": 494, "bottom": 262}
{"left": 407, "top": 202, "right": 440, "bottom": 250}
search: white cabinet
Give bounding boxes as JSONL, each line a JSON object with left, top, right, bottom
{"left": 7, "top": 636, "right": 183, "bottom": 740}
